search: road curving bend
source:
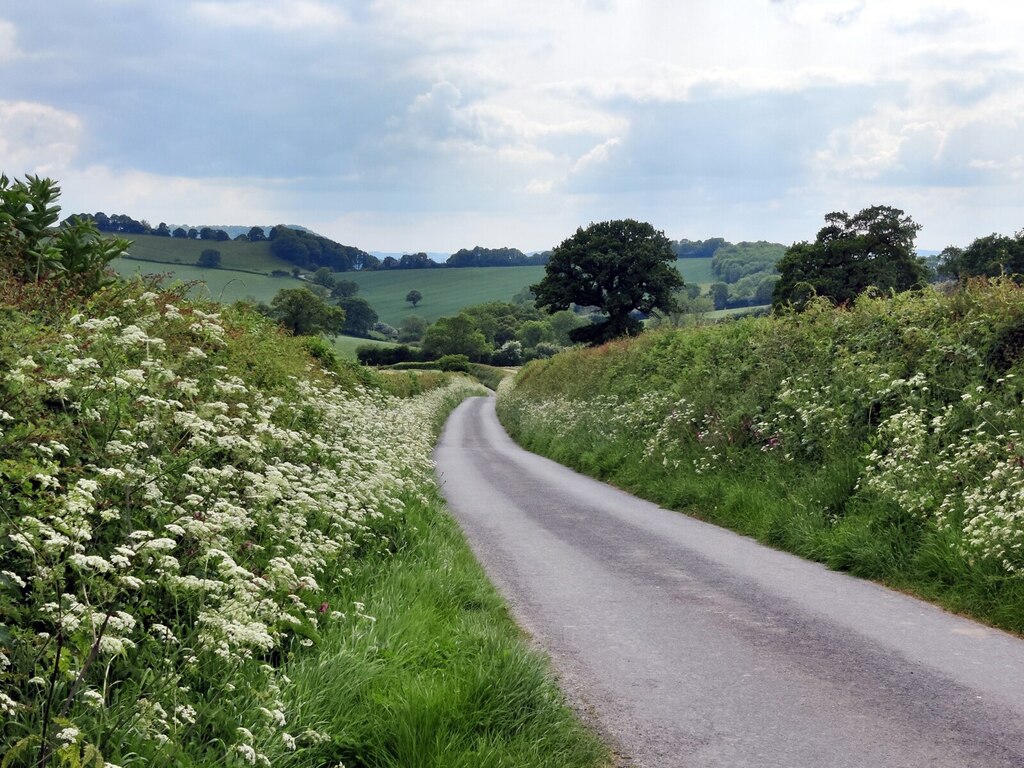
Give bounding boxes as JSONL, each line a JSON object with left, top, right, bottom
{"left": 434, "top": 396, "right": 1024, "bottom": 768}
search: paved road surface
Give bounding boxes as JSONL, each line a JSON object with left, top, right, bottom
{"left": 434, "top": 396, "right": 1024, "bottom": 768}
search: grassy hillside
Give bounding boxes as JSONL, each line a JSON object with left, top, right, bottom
{"left": 498, "top": 281, "right": 1024, "bottom": 634}
{"left": 111, "top": 258, "right": 546, "bottom": 326}
{"left": 121, "top": 232, "right": 295, "bottom": 273}
{"left": 674, "top": 256, "right": 715, "bottom": 286}
{"left": 341, "top": 266, "right": 545, "bottom": 324}
{"left": 327, "top": 333, "right": 401, "bottom": 360}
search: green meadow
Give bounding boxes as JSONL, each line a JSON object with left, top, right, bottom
{"left": 112, "top": 233, "right": 720, "bottom": 329}
{"left": 120, "top": 233, "right": 293, "bottom": 273}
{"left": 674, "top": 257, "right": 716, "bottom": 286}
{"left": 112, "top": 258, "right": 548, "bottom": 326}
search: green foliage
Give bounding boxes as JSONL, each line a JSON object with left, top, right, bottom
{"left": 672, "top": 237, "right": 726, "bottom": 259}
{"left": 405, "top": 288, "right": 422, "bottom": 307}
{"left": 196, "top": 248, "right": 221, "bottom": 268}
{"left": 330, "top": 278, "right": 359, "bottom": 298}
{"left": 336, "top": 295, "right": 378, "bottom": 337}
{"left": 280, "top": 493, "right": 608, "bottom": 768}
{"left": 311, "top": 266, "right": 336, "bottom": 288}
{"left": 446, "top": 245, "right": 548, "bottom": 267}
{"left": 499, "top": 280, "right": 1024, "bottom": 633}
{"left": 436, "top": 353, "right": 471, "bottom": 372}
{"left": 533, "top": 219, "right": 683, "bottom": 345}
{"left": 773, "top": 205, "right": 927, "bottom": 309}
{"left": 0, "top": 275, "right": 495, "bottom": 765}
{"left": 0, "top": 174, "right": 129, "bottom": 293}
{"left": 938, "top": 230, "right": 1024, "bottom": 280}
{"left": 270, "top": 286, "right": 346, "bottom": 336}
{"left": 422, "top": 315, "right": 491, "bottom": 362}
{"left": 268, "top": 225, "right": 379, "bottom": 272}
{"left": 709, "top": 282, "right": 729, "bottom": 310}
{"left": 356, "top": 343, "right": 422, "bottom": 366}
{"left": 711, "top": 241, "right": 785, "bottom": 283}
{"left": 397, "top": 314, "right": 428, "bottom": 343}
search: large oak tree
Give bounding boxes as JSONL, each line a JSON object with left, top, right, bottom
{"left": 532, "top": 219, "right": 683, "bottom": 345}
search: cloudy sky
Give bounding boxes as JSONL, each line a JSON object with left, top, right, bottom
{"left": 1, "top": 0, "right": 1022, "bottom": 253}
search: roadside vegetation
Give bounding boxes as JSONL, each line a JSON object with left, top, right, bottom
{"left": 498, "top": 280, "right": 1024, "bottom": 634}
{"left": 1, "top": 176, "right": 607, "bottom": 768}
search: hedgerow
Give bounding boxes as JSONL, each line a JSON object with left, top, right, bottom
{"left": 0, "top": 275, "right": 481, "bottom": 766}
{"left": 498, "top": 281, "right": 1024, "bottom": 631}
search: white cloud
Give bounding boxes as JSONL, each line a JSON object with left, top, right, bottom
{"left": 571, "top": 138, "right": 621, "bottom": 176}
{"left": 188, "top": 0, "right": 348, "bottom": 32}
{"left": 58, "top": 165, "right": 287, "bottom": 226}
{"left": 4, "top": 0, "right": 1024, "bottom": 251}
{"left": 0, "top": 101, "right": 82, "bottom": 176}
{"left": 0, "top": 19, "right": 19, "bottom": 62}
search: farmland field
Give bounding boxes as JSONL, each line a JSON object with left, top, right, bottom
{"left": 328, "top": 333, "right": 401, "bottom": 359}
{"left": 112, "top": 247, "right": 718, "bottom": 326}
{"left": 111, "top": 259, "right": 547, "bottom": 325}
{"left": 674, "top": 257, "right": 715, "bottom": 286}
{"left": 120, "top": 233, "right": 294, "bottom": 273}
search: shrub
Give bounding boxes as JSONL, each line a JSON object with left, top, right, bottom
{"left": 437, "top": 354, "right": 471, "bottom": 372}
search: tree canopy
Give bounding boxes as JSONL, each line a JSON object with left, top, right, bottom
{"left": 772, "top": 205, "right": 926, "bottom": 309}
{"left": 336, "top": 296, "right": 378, "bottom": 337}
{"left": 421, "top": 315, "right": 491, "bottom": 361}
{"left": 269, "top": 287, "right": 346, "bottom": 336}
{"left": 937, "top": 231, "right": 1024, "bottom": 281}
{"left": 1, "top": 175, "right": 129, "bottom": 294}
{"left": 197, "top": 249, "right": 221, "bottom": 269}
{"left": 532, "top": 219, "right": 683, "bottom": 344}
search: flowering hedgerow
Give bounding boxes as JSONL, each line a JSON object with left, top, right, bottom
{"left": 0, "top": 280, "right": 480, "bottom": 766}
{"left": 497, "top": 280, "right": 1024, "bottom": 586}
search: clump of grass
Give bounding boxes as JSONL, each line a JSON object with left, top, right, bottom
{"left": 281, "top": 492, "right": 610, "bottom": 768}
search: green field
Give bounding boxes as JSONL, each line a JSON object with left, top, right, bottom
{"left": 112, "top": 259, "right": 545, "bottom": 326}
{"left": 327, "top": 333, "right": 400, "bottom": 359}
{"left": 340, "top": 266, "right": 545, "bottom": 325}
{"left": 674, "top": 257, "right": 715, "bottom": 286}
{"left": 111, "top": 259, "right": 290, "bottom": 303}
{"left": 121, "top": 233, "right": 295, "bottom": 273}
{"left": 112, "top": 238, "right": 717, "bottom": 326}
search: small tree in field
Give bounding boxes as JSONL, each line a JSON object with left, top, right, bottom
{"left": 197, "top": 249, "right": 221, "bottom": 268}
{"left": 406, "top": 289, "right": 423, "bottom": 308}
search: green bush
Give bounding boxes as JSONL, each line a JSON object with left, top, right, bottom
{"left": 437, "top": 354, "right": 471, "bottom": 372}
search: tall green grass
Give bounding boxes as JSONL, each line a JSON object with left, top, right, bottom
{"left": 498, "top": 281, "right": 1024, "bottom": 634}
{"left": 281, "top": 492, "right": 609, "bottom": 768}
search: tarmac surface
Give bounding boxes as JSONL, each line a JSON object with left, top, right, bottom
{"left": 434, "top": 396, "right": 1024, "bottom": 768}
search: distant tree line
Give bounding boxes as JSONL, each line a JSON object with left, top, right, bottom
{"left": 69, "top": 212, "right": 553, "bottom": 273}
{"left": 672, "top": 237, "right": 727, "bottom": 259}
{"left": 937, "top": 230, "right": 1024, "bottom": 281}
{"left": 446, "top": 246, "right": 550, "bottom": 268}
{"left": 267, "top": 226, "right": 379, "bottom": 272}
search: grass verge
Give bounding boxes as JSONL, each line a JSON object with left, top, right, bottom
{"left": 281, "top": 490, "right": 610, "bottom": 768}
